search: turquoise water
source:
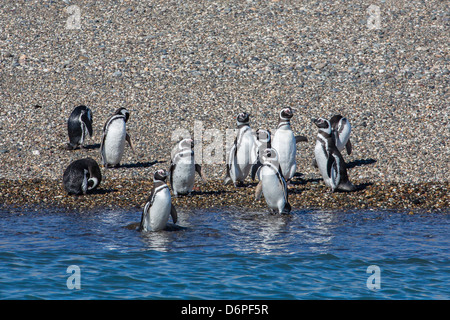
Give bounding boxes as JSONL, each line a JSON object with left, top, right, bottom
{"left": 0, "top": 206, "right": 448, "bottom": 300}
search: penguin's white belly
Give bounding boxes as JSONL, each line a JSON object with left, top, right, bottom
{"left": 272, "top": 130, "right": 296, "bottom": 179}
{"left": 260, "top": 167, "right": 286, "bottom": 211}
{"left": 147, "top": 189, "right": 172, "bottom": 231}
{"left": 235, "top": 134, "right": 255, "bottom": 178}
{"left": 314, "top": 142, "right": 332, "bottom": 187}
{"left": 172, "top": 161, "right": 195, "bottom": 195}
{"left": 104, "top": 121, "right": 126, "bottom": 165}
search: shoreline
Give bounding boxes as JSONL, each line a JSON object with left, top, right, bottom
{"left": 1, "top": 178, "right": 448, "bottom": 214}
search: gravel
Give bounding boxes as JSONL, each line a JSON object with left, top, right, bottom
{"left": 0, "top": 1, "right": 448, "bottom": 212}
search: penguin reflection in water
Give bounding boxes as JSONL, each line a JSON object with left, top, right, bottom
{"left": 169, "top": 138, "right": 206, "bottom": 197}
{"left": 66, "top": 105, "right": 93, "bottom": 150}
{"left": 312, "top": 117, "right": 356, "bottom": 192}
{"left": 63, "top": 157, "right": 102, "bottom": 195}
{"left": 254, "top": 148, "right": 291, "bottom": 214}
{"left": 139, "top": 170, "right": 178, "bottom": 232}
{"left": 100, "top": 107, "right": 135, "bottom": 168}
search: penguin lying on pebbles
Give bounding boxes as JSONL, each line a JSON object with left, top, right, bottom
{"left": 254, "top": 148, "right": 291, "bottom": 214}
{"left": 100, "top": 107, "right": 135, "bottom": 168}
{"left": 312, "top": 117, "right": 356, "bottom": 192}
{"left": 271, "top": 107, "right": 308, "bottom": 182}
{"left": 169, "top": 138, "right": 206, "bottom": 197}
{"left": 224, "top": 112, "right": 257, "bottom": 186}
{"left": 63, "top": 157, "right": 102, "bottom": 195}
{"left": 66, "top": 105, "right": 93, "bottom": 150}
{"left": 139, "top": 169, "right": 178, "bottom": 232}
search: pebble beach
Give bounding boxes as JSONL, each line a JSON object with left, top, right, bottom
{"left": 0, "top": 0, "right": 448, "bottom": 212}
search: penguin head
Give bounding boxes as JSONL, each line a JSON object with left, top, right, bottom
{"left": 179, "top": 138, "right": 194, "bottom": 150}
{"left": 115, "top": 107, "right": 130, "bottom": 122}
{"left": 261, "top": 147, "right": 279, "bottom": 164}
{"left": 312, "top": 117, "right": 331, "bottom": 134}
{"left": 236, "top": 112, "right": 250, "bottom": 125}
{"left": 154, "top": 169, "right": 169, "bottom": 182}
{"left": 279, "top": 107, "right": 294, "bottom": 121}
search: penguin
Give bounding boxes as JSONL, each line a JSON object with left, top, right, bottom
{"left": 254, "top": 148, "right": 291, "bottom": 214}
{"left": 66, "top": 105, "right": 93, "bottom": 150}
{"left": 329, "top": 114, "right": 352, "bottom": 155}
{"left": 250, "top": 128, "right": 272, "bottom": 181}
{"left": 224, "top": 112, "right": 257, "bottom": 186}
{"left": 100, "top": 107, "right": 135, "bottom": 168}
{"left": 312, "top": 117, "right": 356, "bottom": 192}
{"left": 312, "top": 115, "right": 352, "bottom": 168}
{"left": 139, "top": 169, "right": 178, "bottom": 232}
{"left": 271, "top": 107, "right": 308, "bottom": 182}
{"left": 169, "top": 138, "right": 206, "bottom": 196}
{"left": 63, "top": 157, "right": 102, "bottom": 195}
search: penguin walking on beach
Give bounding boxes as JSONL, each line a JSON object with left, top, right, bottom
{"left": 100, "top": 107, "right": 135, "bottom": 168}
{"left": 139, "top": 169, "right": 178, "bottom": 232}
{"left": 63, "top": 157, "right": 102, "bottom": 195}
{"left": 66, "top": 105, "right": 93, "bottom": 150}
{"left": 169, "top": 138, "right": 206, "bottom": 197}
{"left": 329, "top": 114, "right": 352, "bottom": 156}
{"left": 250, "top": 128, "right": 272, "bottom": 181}
{"left": 271, "top": 107, "right": 308, "bottom": 182}
{"left": 224, "top": 112, "right": 257, "bottom": 186}
{"left": 312, "top": 117, "right": 356, "bottom": 192}
{"left": 254, "top": 148, "right": 291, "bottom": 214}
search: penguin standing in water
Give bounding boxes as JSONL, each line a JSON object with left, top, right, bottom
{"left": 63, "top": 157, "right": 102, "bottom": 195}
{"left": 169, "top": 138, "right": 206, "bottom": 196}
{"left": 139, "top": 169, "right": 178, "bottom": 232}
{"left": 329, "top": 114, "right": 352, "bottom": 156}
{"left": 312, "top": 117, "right": 356, "bottom": 192}
{"left": 100, "top": 107, "right": 135, "bottom": 168}
{"left": 254, "top": 148, "right": 291, "bottom": 214}
{"left": 224, "top": 112, "right": 257, "bottom": 186}
{"left": 66, "top": 105, "right": 93, "bottom": 150}
{"left": 271, "top": 107, "right": 308, "bottom": 182}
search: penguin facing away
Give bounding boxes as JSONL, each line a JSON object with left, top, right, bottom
{"left": 139, "top": 169, "right": 178, "bottom": 232}
{"left": 224, "top": 112, "right": 257, "bottom": 186}
{"left": 100, "top": 107, "right": 135, "bottom": 168}
{"left": 312, "top": 117, "right": 356, "bottom": 192}
{"left": 63, "top": 157, "right": 102, "bottom": 195}
{"left": 254, "top": 148, "right": 291, "bottom": 214}
{"left": 169, "top": 138, "right": 206, "bottom": 196}
{"left": 271, "top": 107, "right": 308, "bottom": 182}
{"left": 329, "top": 114, "right": 352, "bottom": 156}
{"left": 66, "top": 105, "right": 93, "bottom": 150}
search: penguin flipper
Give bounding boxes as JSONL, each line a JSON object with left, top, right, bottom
{"left": 254, "top": 180, "right": 263, "bottom": 201}
{"left": 195, "top": 164, "right": 206, "bottom": 181}
{"left": 139, "top": 201, "right": 152, "bottom": 232}
{"left": 81, "top": 113, "right": 93, "bottom": 137}
{"left": 326, "top": 154, "right": 335, "bottom": 179}
{"left": 170, "top": 204, "right": 178, "bottom": 224}
{"left": 295, "top": 135, "right": 308, "bottom": 143}
{"left": 346, "top": 139, "right": 352, "bottom": 155}
{"left": 126, "top": 133, "right": 135, "bottom": 153}
{"left": 251, "top": 160, "right": 262, "bottom": 181}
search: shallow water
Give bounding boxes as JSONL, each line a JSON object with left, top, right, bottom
{"left": 0, "top": 206, "right": 448, "bottom": 299}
